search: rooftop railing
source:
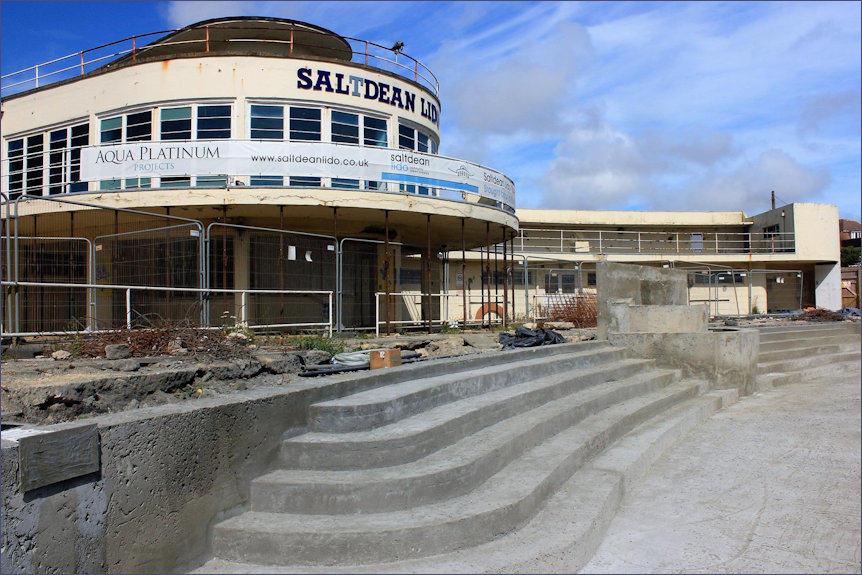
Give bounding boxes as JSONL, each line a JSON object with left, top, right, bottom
{"left": 1, "top": 24, "right": 439, "bottom": 98}
{"left": 508, "top": 228, "right": 796, "bottom": 256}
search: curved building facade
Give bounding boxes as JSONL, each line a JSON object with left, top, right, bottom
{"left": 1, "top": 17, "right": 518, "bottom": 333}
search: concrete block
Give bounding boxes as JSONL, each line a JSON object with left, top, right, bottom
{"left": 18, "top": 423, "right": 99, "bottom": 492}
{"left": 608, "top": 328, "right": 759, "bottom": 396}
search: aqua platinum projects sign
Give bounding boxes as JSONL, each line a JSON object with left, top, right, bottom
{"left": 80, "top": 141, "right": 514, "bottom": 207}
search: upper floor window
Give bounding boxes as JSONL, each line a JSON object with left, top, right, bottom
{"left": 398, "top": 123, "right": 437, "bottom": 154}
{"left": 197, "top": 105, "right": 231, "bottom": 139}
{"left": 159, "top": 104, "right": 231, "bottom": 141}
{"left": 6, "top": 122, "right": 89, "bottom": 198}
{"left": 250, "top": 105, "right": 284, "bottom": 140}
{"left": 161, "top": 107, "right": 192, "bottom": 140}
{"left": 332, "top": 111, "right": 360, "bottom": 144}
{"left": 100, "top": 111, "right": 153, "bottom": 190}
{"left": 289, "top": 107, "right": 321, "bottom": 141}
{"left": 398, "top": 123, "right": 438, "bottom": 196}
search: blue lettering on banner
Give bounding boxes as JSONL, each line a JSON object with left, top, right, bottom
{"left": 381, "top": 172, "right": 477, "bottom": 193}
{"left": 297, "top": 67, "right": 430, "bottom": 121}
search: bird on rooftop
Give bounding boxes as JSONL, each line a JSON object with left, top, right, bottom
{"left": 391, "top": 41, "right": 404, "bottom": 54}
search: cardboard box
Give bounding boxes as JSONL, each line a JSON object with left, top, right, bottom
{"left": 370, "top": 348, "right": 402, "bottom": 370}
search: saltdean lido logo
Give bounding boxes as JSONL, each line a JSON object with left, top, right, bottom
{"left": 390, "top": 151, "right": 430, "bottom": 174}
{"left": 449, "top": 165, "right": 473, "bottom": 179}
{"left": 297, "top": 66, "right": 439, "bottom": 125}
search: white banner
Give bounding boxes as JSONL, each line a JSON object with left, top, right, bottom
{"left": 80, "top": 141, "right": 515, "bottom": 207}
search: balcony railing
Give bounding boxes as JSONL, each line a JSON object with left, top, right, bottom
{"left": 1, "top": 24, "right": 439, "bottom": 97}
{"left": 511, "top": 228, "right": 795, "bottom": 256}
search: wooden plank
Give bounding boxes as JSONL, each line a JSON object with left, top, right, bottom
{"left": 18, "top": 424, "right": 99, "bottom": 492}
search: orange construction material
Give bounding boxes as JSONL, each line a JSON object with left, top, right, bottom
{"left": 370, "top": 349, "right": 402, "bottom": 370}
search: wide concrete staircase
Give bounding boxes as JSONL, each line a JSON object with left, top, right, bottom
{"left": 203, "top": 340, "right": 736, "bottom": 571}
{"left": 757, "top": 322, "right": 861, "bottom": 390}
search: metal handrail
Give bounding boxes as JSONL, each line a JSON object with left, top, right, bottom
{"left": 2, "top": 25, "right": 439, "bottom": 97}
{"left": 506, "top": 228, "right": 796, "bottom": 256}
{"left": 0, "top": 280, "right": 334, "bottom": 337}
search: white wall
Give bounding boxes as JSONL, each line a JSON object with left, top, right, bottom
{"left": 815, "top": 263, "right": 842, "bottom": 310}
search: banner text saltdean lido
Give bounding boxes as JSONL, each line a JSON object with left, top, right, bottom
{"left": 296, "top": 66, "right": 439, "bottom": 125}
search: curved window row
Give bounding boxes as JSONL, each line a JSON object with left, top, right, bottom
{"left": 4, "top": 99, "right": 440, "bottom": 198}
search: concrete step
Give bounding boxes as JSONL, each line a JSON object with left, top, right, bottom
{"left": 254, "top": 368, "right": 680, "bottom": 514}
{"left": 194, "top": 388, "right": 730, "bottom": 574}
{"left": 278, "top": 357, "right": 657, "bottom": 471}
{"left": 757, "top": 355, "right": 861, "bottom": 391}
{"left": 758, "top": 350, "right": 861, "bottom": 375}
{"left": 758, "top": 342, "right": 844, "bottom": 363}
{"left": 211, "top": 380, "right": 701, "bottom": 566}
{"left": 299, "top": 340, "right": 612, "bottom": 415}
{"left": 758, "top": 323, "right": 860, "bottom": 343}
{"left": 758, "top": 333, "right": 855, "bottom": 354}
{"left": 307, "top": 344, "right": 628, "bottom": 433}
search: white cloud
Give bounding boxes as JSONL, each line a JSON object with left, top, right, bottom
{"left": 676, "top": 150, "right": 831, "bottom": 213}
{"left": 541, "top": 114, "right": 651, "bottom": 210}
{"left": 164, "top": 1, "right": 260, "bottom": 28}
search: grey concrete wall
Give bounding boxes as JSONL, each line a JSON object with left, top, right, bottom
{"left": 608, "top": 328, "right": 759, "bottom": 395}
{"left": 612, "top": 304, "right": 708, "bottom": 334}
{"left": 597, "top": 262, "right": 691, "bottom": 339}
{"left": 2, "top": 387, "right": 314, "bottom": 574}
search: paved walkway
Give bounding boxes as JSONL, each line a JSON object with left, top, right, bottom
{"left": 582, "top": 368, "right": 861, "bottom": 574}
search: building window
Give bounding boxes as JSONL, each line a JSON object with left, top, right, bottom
{"left": 100, "top": 112, "right": 151, "bottom": 190}
{"left": 250, "top": 105, "right": 284, "bottom": 186}
{"left": 397, "top": 123, "right": 438, "bottom": 196}
{"left": 6, "top": 122, "right": 89, "bottom": 197}
{"left": 25, "top": 135, "right": 44, "bottom": 195}
{"left": 762, "top": 224, "right": 780, "bottom": 238}
{"left": 158, "top": 104, "right": 231, "bottom": 187}
{"left": 331, "top": 111, "right": 359, "bottom": 144}
{"left": 160, "top": 106, "right": 192, "bottom": 140}
{"left": 7, "top": 139, "right": 24, "bottom": 199}
{"left": 197, "top": 105, "right": 231, "bottom": 139}
{"left": 398, "top": 124, "right": 415, "bottom": 150}
{"left": 289, "top": 107, "right": 321, "bottom": 141}
{"left": 126, "top": 111, "right": 152, "bottom": 142}
{"left": 250, "top": 105, "right": 284, "bottom": 140}
{"left": 364, "top": 117, "right": 387, "bottom": 147}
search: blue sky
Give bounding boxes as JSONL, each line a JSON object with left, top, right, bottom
{"left": 2, "top": 1, "right": 860, "bottom": 221}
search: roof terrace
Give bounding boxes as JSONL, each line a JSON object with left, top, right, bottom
{"left": 0, "top": 17, "right": 439, "bottom": 98}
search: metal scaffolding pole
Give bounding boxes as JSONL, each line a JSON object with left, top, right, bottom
{"left": 502, "top": 226, "right": 508, "bottom": 328}
{"left": 426, "top": 214, "right": 432, "bottom": 334}
{"left": 461, "top": 218, "right": 467, "bottom": 329}
{"left": 384, "top": 210, "right": 391, "bottom": 335}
